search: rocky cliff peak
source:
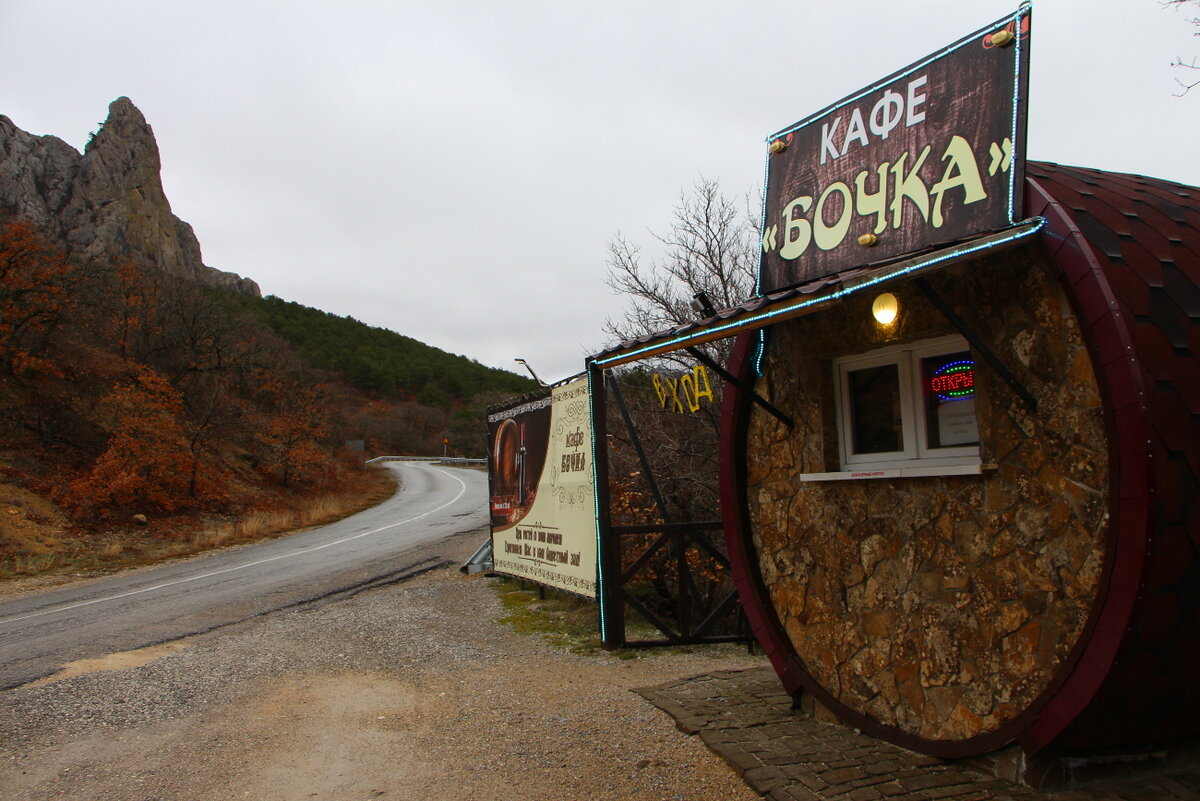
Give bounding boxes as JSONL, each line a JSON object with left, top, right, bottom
{"left": 0, "top": 97, "right": 260, "bottom": 297}
{"left": 77, "top": 96, "right": 163, "bottom": 202}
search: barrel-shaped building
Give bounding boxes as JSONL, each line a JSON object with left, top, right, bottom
{"left": 720, "top": 162, "right": 1200, "bottom": 758}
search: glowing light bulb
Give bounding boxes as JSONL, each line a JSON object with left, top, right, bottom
{"left": 872, "top": 292, "right": 899, "bottom": 325}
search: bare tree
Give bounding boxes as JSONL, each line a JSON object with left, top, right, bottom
{"left": 599, "top": 178, "right": 761, "bottom": 525}
{"left": 1164, "top": 0, "right": 1200, "bottom": 95}
{"left": 602, "top": 177, "right": 759, "bottom": 366}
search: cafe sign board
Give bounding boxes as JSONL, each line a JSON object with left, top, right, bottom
{"left": 759, "top": 7, "right": 1031, "bottom": 294}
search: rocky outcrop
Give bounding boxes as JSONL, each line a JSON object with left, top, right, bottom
{"left": 0, "top": 97, "right": 260, "bottom": 297}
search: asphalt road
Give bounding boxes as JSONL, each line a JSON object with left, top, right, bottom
{"left": 0, "top": 461, "right": 488, "bottom": 690}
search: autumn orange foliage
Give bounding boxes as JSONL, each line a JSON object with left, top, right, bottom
{"left": 61, "top": 369, "right": 193, "bottom": 519}
{"left": 0, "top": 219, "right": 368, "bottom": 531}
{"left": 260, "top": 382, "right": 332, "bottom": 488}
{"left": 0, "top": 220, "right": 77, "bottom": 377}
{"left": 107, "top": 259, "right": 159, "bottom": 360}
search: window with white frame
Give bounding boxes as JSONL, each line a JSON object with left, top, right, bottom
{"left": 833, "top": 335, "right": 980, "bottom": 473}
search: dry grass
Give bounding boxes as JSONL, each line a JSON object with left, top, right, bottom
{"left": 0, "top": 466, "right": 398, "bottom": 586}
{"left": 9, "top": 551, "right": 63, "bottom": 575}
{"left": 185, "top": 493, "right": 382, "bottom": 551}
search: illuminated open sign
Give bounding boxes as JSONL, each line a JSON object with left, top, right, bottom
{"left": 928, "top": 359, "right": 975, "bottom": 402}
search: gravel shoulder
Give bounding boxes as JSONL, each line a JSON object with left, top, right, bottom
{"left": 0, "top": 527, "right": 766, "bottom": 801}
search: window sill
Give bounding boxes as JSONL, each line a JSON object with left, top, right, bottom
{"left": 799, "top": 461, "right": 991, "bottom": 482}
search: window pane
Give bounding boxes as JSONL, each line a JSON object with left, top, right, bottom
{"left": 921, "top": 351, "right": 979, "bottom": 449}
{"left": 848, "top": 363, "right": 903, "bottom": 454}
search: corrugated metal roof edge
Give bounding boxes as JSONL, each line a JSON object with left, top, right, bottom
{"left": 588, "top": 161, "right": 1200, "bottom": 370}
{"left": 587, "top": 220, "right": 1046, "bottom": 369}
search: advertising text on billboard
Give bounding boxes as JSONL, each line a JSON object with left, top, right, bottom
{"left": 488, "top": 377, "right": 597, "bottom": 598}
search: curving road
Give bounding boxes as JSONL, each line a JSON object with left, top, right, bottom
{"left": 0, "top": 461, "right": 488, "bottom": 690}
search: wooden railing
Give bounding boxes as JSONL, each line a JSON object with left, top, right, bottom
{"left": 603, "top": 519, "right": 747, "bottom": 648}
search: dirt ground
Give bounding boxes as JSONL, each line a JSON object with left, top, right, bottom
{"left": 0, "top": 529, "right": 767, "bottom": 801}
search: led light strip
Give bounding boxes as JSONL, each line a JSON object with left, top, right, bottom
{"left": 592, "top": 219, "right": 1047, "bottom": 371}
{"left": 587, "top": 368, "right": 607, "bottom": 641}
{"left": 767, "top": 7, "right": 1030, "bottom": 144}
{"left": 1007, "top": 3, "right": 1032, "bottom": 224}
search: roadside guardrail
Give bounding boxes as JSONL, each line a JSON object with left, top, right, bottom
{"left": 365, "top": 456, "right": 486, "bottom": 465}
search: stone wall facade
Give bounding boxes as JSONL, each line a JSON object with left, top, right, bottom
{"left": 745, "top": 246, "right": 1109, "bottom": 742}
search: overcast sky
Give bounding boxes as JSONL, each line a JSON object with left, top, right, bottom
{"left": 2, "top": 1, "right": 1197, "bottom": 383}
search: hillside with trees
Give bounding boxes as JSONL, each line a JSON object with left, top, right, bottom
{"left": 0, "top": 219, "right": 533, "bottom": 577}
{"left": 227, "top": 294, "right": 532, "bottom": 408}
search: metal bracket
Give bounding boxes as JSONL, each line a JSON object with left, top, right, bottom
{"left": 685, "top": 347, "right": 794, "bottom": 429}
{"left": 914, "top": 277, "right": 1038, "bottom": 413}
{"left": 606, "top": 374, "right": 674, "bottom": 524}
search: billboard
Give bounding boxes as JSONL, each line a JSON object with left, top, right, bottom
{"left": 759, "top": 7, "right": 1031, "bottom": 293}
{"left": 487, "top": 376, "right": 597, "bottom": 598}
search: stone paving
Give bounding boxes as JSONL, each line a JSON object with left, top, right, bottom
{"left": 636, "top": 667, "right": 1200, "bottom": 801}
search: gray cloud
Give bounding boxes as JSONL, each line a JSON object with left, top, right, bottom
{"left": 3, "top": 0, "right": 1196, "bottom": 382}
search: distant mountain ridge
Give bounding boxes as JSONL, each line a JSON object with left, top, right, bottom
{"left": 0, "top": 97, "right": 259, "bottom": 296}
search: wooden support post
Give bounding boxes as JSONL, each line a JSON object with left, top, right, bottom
{"left": 590, "top": 362, "right": 624, "bottom": 650}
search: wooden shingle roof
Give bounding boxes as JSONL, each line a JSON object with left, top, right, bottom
{"left": 1022, "top": 162, "right": 1200, "bottom": 753}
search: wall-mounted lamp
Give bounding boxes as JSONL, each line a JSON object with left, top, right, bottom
{"left": 872, "top": 292, "right": 899, "bottom": 325}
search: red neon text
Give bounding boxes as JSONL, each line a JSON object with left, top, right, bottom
{"left": 929, "top": 370, "right": 974, "bottom": 394}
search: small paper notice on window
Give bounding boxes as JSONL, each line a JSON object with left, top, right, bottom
{"left": 938, "top": 398, "right": 978, "bottom": 446}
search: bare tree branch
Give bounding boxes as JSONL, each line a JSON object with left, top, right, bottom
{"left": 601, "top": 177, "right": 758, "bottom": 366}
{"left": 598, "top": 178, "right": 762, "bottom": 522}
{"left": 1163, "top": 0, "right": 1200, "bottom": 95}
